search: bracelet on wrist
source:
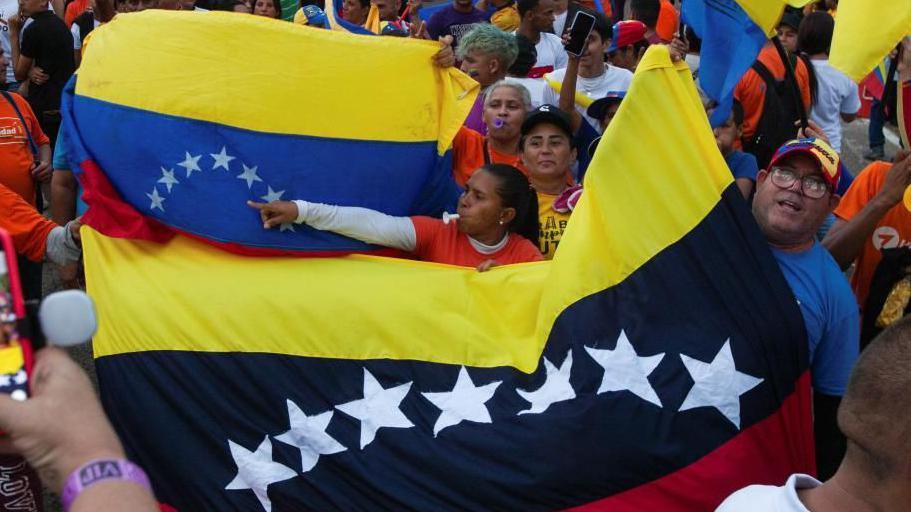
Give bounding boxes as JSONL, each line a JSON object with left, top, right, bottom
{"left": 61, "top": 458, "right": 151, "bottom": 511}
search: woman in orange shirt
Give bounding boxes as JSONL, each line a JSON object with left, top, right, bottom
{"left": 249, "top": 164, "right": 543, "bottom": 271}
{"left": 451, "top": 81, "right": 530, "bottom": 187}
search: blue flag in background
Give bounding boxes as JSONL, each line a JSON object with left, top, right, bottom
{"left": 682, "top": 0, "right": 768, "bottom": 126}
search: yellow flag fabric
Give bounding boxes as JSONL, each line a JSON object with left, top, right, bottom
{"left": 735, "top": 0, "right": 814, "bottom": 36}
{"left": 830, "top": 0, "right": 911, "bottom": 82}
{"left": 85, "top": 47, "right": 732, "bottom": 375}
{"left": 78, "top": 11, "right": 476, "bottom": 152}
{"left": 535, "top": 47, "right": 732, "bottom": 343}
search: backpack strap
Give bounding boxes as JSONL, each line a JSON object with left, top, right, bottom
{"left": 482, "top": 141, "right": 491, "bottom": 165}
{"left": 751, "top": 61, "right": 777, "bottom": 86}
{"left": 0, "top": 91, "right": 39, "bottom": 158}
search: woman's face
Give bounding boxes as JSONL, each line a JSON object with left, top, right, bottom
{"left": 483, "top": 86, "right": 525, "bottom": 142}
{"left": 521, "top": 123, "right": 576, "bottom": 182}
{"left": 253, "top": 0, "right": 277, "bottom": 17}
{"left": 456, "top": 170, "right": 510, "bottom": 237}
{"left": 343, "top": 0, "right": 368, "bottom": 24}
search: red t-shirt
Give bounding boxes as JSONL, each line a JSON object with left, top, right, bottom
{"left": 410, "top": 216, "right": 543, "bottom": 267}
{"left": 1, "top": 183, "right": 55, "bottom": 262}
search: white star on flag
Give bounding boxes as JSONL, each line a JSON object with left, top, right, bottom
{"left": 12, "top": 370, "right": 26, "bottom": 385}
{"left": 157, "top": 167, "right": 179, "bottom": 193}
{"left": 421, "top": 366, "right": 502, "bottom": 437}
{"left": 261, "top": 186, "right": 285, "bottom": 203}
{"left": 211, "top": 146, "right": 236, "bottom": 171}
{"left": 679, "top": 339, "right": 763, "bottom": 429}
{"left": 273, "top": 400, "right": 346, "bottom": 473}
{"left": 517, "top": 349, "right": 575, "bottom": 415}
{"left": 146, "top": 188, "right": 165, "bottom": 212}
{"left": 279, "top": 223, "right": 295, "bottom": 232}
{"left": 335, "top": 368, "right": 414, "bottom": 449}
{"left": 585, "top": 330, "right": 665, "bottom": 407}
{"left": 225, "top": 436, "right": 296, "bottom": 512}
{"left": 177, "top": 151, "right": 202, "bottom": 178}
{"left": 237, "top": 163, "right": 263, "bottom": 189}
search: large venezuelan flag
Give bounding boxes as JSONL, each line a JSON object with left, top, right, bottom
{"left": 64, "top": 10, "right": 476, "bottom": 255}
{"left": 84, "top": 42, "right": 815, "bottom": 511}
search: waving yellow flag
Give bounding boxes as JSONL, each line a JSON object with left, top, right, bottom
{"left": 830, "top": 0, "right": 911, "bottom": 82}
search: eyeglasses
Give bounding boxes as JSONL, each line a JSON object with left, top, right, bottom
{"left": 768, "top": 167, "right": 830, "bottom": 199}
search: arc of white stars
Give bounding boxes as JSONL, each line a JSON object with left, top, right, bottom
{"left": 678, "top": 339, "right": 764, "bottom": 429}
{"left": 177, "top": 151, "right": 202, "bottom": 178}
{"left": 517, "top": 349, "right": 575, "bottom": 415}
{"left": 224, "top": 436, "right": 296, "bottom": 512}
{"left": 421, "top": 366, "right": 502, "bottom": 437}
{"left": 261, "top": 186, "right": 285, "bottom": 203}
{"left": 157, "top": 167, "right": 179, "bottom": 193}
{"left": 237, "top": 163, "right": 263, "bottom": 189}
{"left": 146, "top": 188, "right": 165, "bottom": 212}
{"left": 585, "top": 330, "right": 665, "bottom": 407}
{"left": 335, "top": 368, "right": 414, "bottom": 449}
{"left": 211, "top": 146, "right": 236, "bottom": 171}
{"left": 273, "top": 400, "right": 346, "bottom": 473}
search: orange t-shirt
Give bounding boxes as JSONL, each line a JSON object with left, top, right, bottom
{"left": 833, "top": 161, "right": 911, "bottom": 310}
{"left": 452, "top": 126, "right": 527, "bottom": 187}
{"left": 65, "top": 0, "right": 90, "bottom": 26}
{"left": 734, "top": 45, "right": 812, "bottom": 143}
{"left": 0, "top": 93, "right": 49, "bottom": 207}
{"left": 1, "top": 183, "right": 55, "bottom": 262}
{"left": 655, "top": 0, "right": 678, "bottom": 43}
{"left": 410, "top": 216, "right": 543, "bottom": 267}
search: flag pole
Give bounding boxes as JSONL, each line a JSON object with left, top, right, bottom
{"left": 771, "top": 35, "right": 808, "bottom": 131}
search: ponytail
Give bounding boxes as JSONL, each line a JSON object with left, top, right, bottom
{"left": 481, "top": 164, "right": 539, "bottom": 248}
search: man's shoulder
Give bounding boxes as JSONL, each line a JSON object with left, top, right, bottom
{"left": 715, "top": 484, "right": 788, "bottom": 511}
{"left": 716, "top": 474, "right": 817, "bottom": 512}
{"left": 547, "top": 67, "right": 567, "bottom": 81}
{"left": 539, "top": 31, "right": 562, "bottom": 45}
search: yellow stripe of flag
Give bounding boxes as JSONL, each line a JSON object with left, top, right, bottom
{"left": 734, "top": 0, "right": 814, "bottom": 36}
{"left": 79, "top": 11, "right": 477, "bottom": 150}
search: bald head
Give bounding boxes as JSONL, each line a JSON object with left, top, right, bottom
{"left": 838, "top": 316, "right": 911, "bottom": 479}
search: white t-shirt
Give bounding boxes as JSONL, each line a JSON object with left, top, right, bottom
{"left": 534, "top": 32, "right": 568, "bottom": 73}
{"left": 715, "top": 474, "right": 822, "bottom": 512}
{"left": 553, "top": 10, "right": 568, "bottom": 39}
{"left": 505, "top": 76, "right": 547, "bottom": 110}
{"left": 542, "top": 65, "right": 633, "bottom": 131}
{"left": 809, "top": 59, "right": 860, "bottom": 153}
{"left": 71, "top": 17, "right": 100, "bottom": 50}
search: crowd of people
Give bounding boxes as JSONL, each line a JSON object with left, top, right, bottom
{"left": 0, "top": 0, "right": 910, "bottom": 509}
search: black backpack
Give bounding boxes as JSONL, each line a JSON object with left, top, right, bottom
{"left": 743, "top": 58, "right": 804, "bottom": 170}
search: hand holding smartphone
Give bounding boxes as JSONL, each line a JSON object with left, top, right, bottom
{"left": 564, "top": 11, "right": 596, "bottom": 57}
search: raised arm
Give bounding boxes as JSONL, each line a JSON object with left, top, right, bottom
{"left": 823, "top": 151, "right": 911, "bottom": 269}
{"left": 247, "top": 200, "right": 417, "bottom": 252}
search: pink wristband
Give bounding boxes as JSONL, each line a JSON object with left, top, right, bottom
{"left": 61, "top": 458, "right": 151, "bottom": 511}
